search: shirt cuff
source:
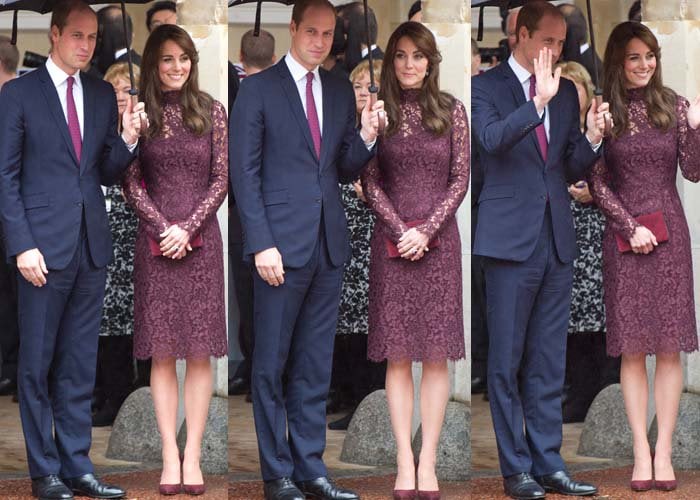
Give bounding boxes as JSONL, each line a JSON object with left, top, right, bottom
{"left": 359, "top": 129, "right": 376, "bottom": 150}
{"left": 588, "top": 136, "right": 602, "bottom": 152}
{"left": 122, "top": 133, "right": 138, "bottom": 152}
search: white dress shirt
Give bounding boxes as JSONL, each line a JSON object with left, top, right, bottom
{"left": 508, "top": 54, "right": 550, "bottom": 141}
{"left": 285, "top": 51, "right": 324, "bottom": 134}
{"left": 46, "top": 55, "right": 85, "bottom": 139}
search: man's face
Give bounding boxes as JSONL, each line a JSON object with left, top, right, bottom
{"left": 289, "top": 5, "right": 336, "bottom": 71}
{"left": 149, "top": 8, "right": 177, "bottom": 32}
{"left": 516, "top": 14, "right": 566, "bottom": 71}
{"left": 50, "top": 9, "right": 98, "bottom": 74}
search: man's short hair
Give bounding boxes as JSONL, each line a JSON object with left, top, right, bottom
{"left": 146, "top": 1, "right": 176, "bottom": 30}
{"left": 291, "top": 0, "right": 335, "bottom": 26}
{"left": 50, "top": 0, "right": 96, "bottom": 35}
{"left": 515, "top": 1, "right": 564, "bottom": 40}
{"left": 241, "top": 29, "right": 275, "bottom": 70}
{"left": 0, "top": 35, "right": 19, "bottom": 74}
{"left": 408, "top": 1, "right": 421, "bottom": 21}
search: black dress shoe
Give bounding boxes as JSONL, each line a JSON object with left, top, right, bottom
{"left": 263, "top": 478, "right": 304, "bottom": 500}
{"left": 0, "top": 377, "right": 17, "bottom": 396}
{"left": 328, "top": 411, "right": 354, "bottom": 431}
{"left": 503, "top": 473, "right": 545, "bottom": 500}
{"left": 297, "top": 477, "right": 359, "bottom": 500}
{"left": 471, "top": 376, "right": 487, "bottom": 394}
{"left": 535, "top": 470, "right": 597, "bottom": 496}
{"left": 229, "top": 376, "right": 250, "bottom": 396}
{"left": 63, "top": 473, "right": 125, "bottom": 499}
{"left": 31, "top": 475, "right": 74, "bottom": 500}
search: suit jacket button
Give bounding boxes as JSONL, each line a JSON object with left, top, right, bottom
{"left": 315, "top": 198, "right": 321, "bottom": 203}
{"left": 77, "top": 202, "right": 83, "bottom": 207}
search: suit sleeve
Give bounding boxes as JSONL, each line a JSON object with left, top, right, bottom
{"left": 562, "top": 82, "right": 600, "bottom": 183}
{"left": 99, "top": 87, "right": 136, "bottom": 186}
{"left": 181, "top": 101, "right": 228, "bottom": 236}
{"left": 0, "top": 82, "right": 38, "bottom": 258}
{"left": 472, "top": 74, "right": 544, "bottom": 156}
{"left": 336, "top": 82, "right": 375, "bottom": 183}
{"left": 230, "top": 77, "right": 276, "bottom": 255}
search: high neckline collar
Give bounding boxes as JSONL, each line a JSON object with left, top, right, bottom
{"left": 626, "top": 86, "right": 646, "bottom": 101}
{"left": 400, "top": 87, "right": 421, "bottom": 102}
{"left": 162, "top": 90, "right": 181, "bottom": 104}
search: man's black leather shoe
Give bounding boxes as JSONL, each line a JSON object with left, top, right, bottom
{"left": 229, "top": 376, "right": 250, "bottom": 396}
{"left": 297, "top": 477, "right": 359, "bottom": 500}
{"left": 503, "top": 473, "right": 545, "bottom": 500}
{"left": 471, "top": 376, "right": 487, "bottom": 394}
{"left": 535, "top": 470, "right": 597, "bottom": 496}
{"left": 31, "top": 475, "right": 73, "bottom": 500}
{"left": 0, "top": 377, "right": 17, "bottom": 396}
{"left": 62, "top": 474, "right": 125, "bottom": 499}
{"left": 263, "top": 478, "right": 304, "bottom": 500}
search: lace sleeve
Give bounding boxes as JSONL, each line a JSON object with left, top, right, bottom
{"left": 122, "top": 156, "right": 170, "bottom": 240}
{"left": 677, "top": 96, "right": 700, "bottom": 182}
{"left": 361, "top": 153, "right": 409, "bottom": 242}
{"left": 417, "top": 100, "right": 470, "bottom": 241}
{"left": 180, "top": 101, "right": 229, "bottom": 236}
{"left": 588, "top": 154, "right": 639, "bottom": 240}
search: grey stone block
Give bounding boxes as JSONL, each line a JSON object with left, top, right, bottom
{"left": 648, "top": 392, "right": 700, "bottom": 469}
{"left": 412, "top": 402, "right": 470, "bottom": 481}
{"left": 106, "top": 387, "right": 162, "bottom": 462}
{"left": 177, "top": 396, "right": 229, "bottom": 474}
{"left": 340, "top": 390, "right": 397, "bottom": 466}
{"left": 577, "top": 384, "right": 633, "bottom": 458}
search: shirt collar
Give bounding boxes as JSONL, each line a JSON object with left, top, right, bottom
{"left": 508, "top": 53, "right": 531, "bottom": 86}
{"left": 46, "top": 55, "right": 82, "bottom": 89}
{"left": 285, "top": 50, "right": 321, "bottom": 84}
{"left": 580, "top": 43, "right": 589, "bottom": 54}
{"left": 115, "top": 48, "right": 128, "bottom": 59}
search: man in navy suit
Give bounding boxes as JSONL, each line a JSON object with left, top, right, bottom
{"left": 472, "top": 2, "right": 609, "bottom": 499}
{"left": 230, "top": 1, "right": 381, "bottom": 498}
{"left": 0, "top": 1, "right": 143, "bottom": 498}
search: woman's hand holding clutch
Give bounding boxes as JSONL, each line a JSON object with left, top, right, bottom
{"left": 398, "top": 227, "right": 430, "bottom": 261}
{"left": 630, "top": 225, "right": 658, "bottom": 255}
{"left": 160, "top": 224, "right": 192, "bottom": 259}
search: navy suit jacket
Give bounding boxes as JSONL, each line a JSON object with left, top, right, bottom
{"left": 471, "top": 62, "right": 600, "bottom": 264}
{"left": 230, "top": 57, "right": 375, "bottom": 268}
{"left": 0, "top": 64, "right": 135, "bottom": 270}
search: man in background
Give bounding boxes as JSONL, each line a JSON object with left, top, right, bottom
{"left": 146, "top": 0, "right": 177, "bottom": 33}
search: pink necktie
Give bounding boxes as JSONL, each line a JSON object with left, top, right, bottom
{"left": 306, "top": 72, "right": 322, "bottom": 159}
{"left": 529, "top": 75, "right": 548, "bottom": 162}
{"left": 66, "top": 76, "right": 82, "bottom": 163}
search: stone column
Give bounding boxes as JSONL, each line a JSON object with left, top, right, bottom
{"left": 178, "top": 0, "right": 229, "bottom": 399}
{"left": 644, "top": 0, "right": 700, "bottom": 397}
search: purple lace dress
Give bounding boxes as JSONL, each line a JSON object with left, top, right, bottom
{"left": 362, "top": 90, "right": 469, "bottom": 362}
{"left": 123, "top": 92, "right": 228, "bottom": 360}
{"left": 589, "top": 88, "right": 700, "bottom": 356}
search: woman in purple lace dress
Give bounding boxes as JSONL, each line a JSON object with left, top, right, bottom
{"left": 361, "top": 22, "right": 468, "bottom": 498}
{"left": 589, "top": 23, "right": 700, "bottom": 491}
{"left": 123, "top": 25, "right": 227, "bottom": 494}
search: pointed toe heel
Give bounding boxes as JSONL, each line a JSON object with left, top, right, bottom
{"left": 183, "top": 483, "right": 206, "bottom": 495}
{"left": 393, "top": 489, "right": 417, "bottom": 500}
{"left": 630, "top": 479, "right": 653, "bottom": 492}
{"left": 654, "top": 480, "right": 677, "bottom": 491}
{"left": 159, "top": 483, "right": 182, "bottom": 495}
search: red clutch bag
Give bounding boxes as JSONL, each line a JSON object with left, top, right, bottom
{"left": 615, "top": 211, "right": 668, "bottom": 253}
{"left": 385, "top": 220, "right": 439, "bottom": 258}
{"left": 149, "top": 234, "right": 203, "bottom": 256}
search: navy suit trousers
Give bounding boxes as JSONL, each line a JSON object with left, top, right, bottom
{"left": 483, "top": 208, "right": 573, "bottom": 477}
{"left": 17, "top": 226, "right": 106, "bottom": 478}
{"left": 251, "top": 230, "right": 344, "bottom": 481}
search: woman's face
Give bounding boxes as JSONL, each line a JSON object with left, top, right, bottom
{"left": 352, "top": 71, "right": 372, "bottom": 115}
{"left": 623, "top": 37, "right": 656, "bottom": 89}
{"left": 110, "top": 76, "right": 131, "bottom": 116}
{"left": 158, "top": 39, "right": 191, "bottom": 92}
{"left": 393, "top": 36, "right": 429, "bottom": 90}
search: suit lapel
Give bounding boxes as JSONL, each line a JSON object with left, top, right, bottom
{"left": 501, "top": 63, "right": 546, "bottom": 164}
{"left": 38, "top": 65, "right": 79, "bottom": 167}
{"left": 276, "top": 59, "right": 318, "bottom": 162}
{"left": 80, "top": 74, "right": 95, "bottom": 175}
{"left": 319, "top": 70, "right": 333, "bottom": 171}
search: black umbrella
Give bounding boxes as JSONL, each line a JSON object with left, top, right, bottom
{"left": 472, "top": 0, "right": 610, "bottom": 134}
{"left": 230, "top": 0, "right": 384, "bottom": 133}
{"left": 0, "top": 0, "right": 149, "bottom": 96}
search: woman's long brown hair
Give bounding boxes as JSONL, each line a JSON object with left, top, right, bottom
{"left": 380, "top": 22, "right": 454, "bottom": 137}
{"left": 140, "top": 24, "right": 213, "bottom": 139}
{"left": 603, "top": 21, "right": 676, "bottom": 138}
